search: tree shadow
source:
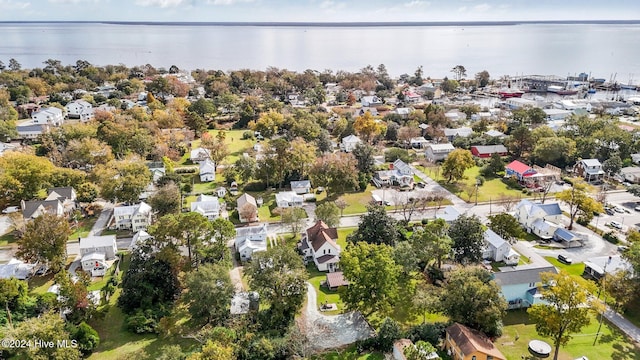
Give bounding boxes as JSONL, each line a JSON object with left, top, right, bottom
{"left": 503, "top": 309, "right": 535, "bottom": 326}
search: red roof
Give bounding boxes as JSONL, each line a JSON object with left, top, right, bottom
{"left": 506, "top": 160, "right": 533, "bottom": 176}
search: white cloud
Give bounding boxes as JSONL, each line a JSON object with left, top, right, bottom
{"left": 205, "top": 0, "right": 254, "bottom": 4}
{"left": 0, "top": 0, "right": 30, "bottom": 9}
{"left": 135, "top": 0, "right": 188, "bottom": 7}
{"left": 458, "top": 5, "right": 467, "bottom": 12}
{"left": 474, "top": 3, "right": 490, "bottom": 12}
{"left": 404, "top": 0, "right": 430, "bottom": 7}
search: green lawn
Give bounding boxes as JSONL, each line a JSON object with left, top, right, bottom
{"left": 496, "top": 309, "right": 640, "bottom": 360}
{"left": 307, "top": 266, "right": 344, "bottom": 315}
{"left": 544, "top": 256, "right": 586, "bottom": 276}
{"left": 182, "top": 129, "right": 256, "bottom": 166}
{"left": 69, "top": 217, "right": 98, "bottom": 241}
{"left": 0, "top": 231, "right": 17, "bottom": 247}
{"left": 88, "top": 253, "right": 199, "bottom": 359}
{"left": 332, "top": 185, "right": 378, "bottom": 215}
{"left": 337, "top": 227, "right": 356, "bottom": 250}
{"left": 439, "top": 167, "right": 524, "bottom": 203}
{"left": 315, "top": 345, "right": 384, "bottom": 360}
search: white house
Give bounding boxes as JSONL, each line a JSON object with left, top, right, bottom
{"left": 235, "top": 224, "right": 268, "bottom": 260}
{"left": 483, "top": 229, "right": 520, "bottom": 265}
{"left": 199, "top": 158, "right": 216, "bottom": 182}
{"left": 65, "top": 100, "right": 94, "bottom": 122}
{"left": 16, "top": 124, "right": 49, "bottom": 140}
{"left": 275, "top": 191, "right": 304, "bottom": 208}
{"left": 190, "top": 194, "right": 221, "bottom": 220}
{"left": 443, "top": 127, "right": 473, "bottom": 142}
{"left": 341, "top": 134, "right": 362, "bottom": 153}
{"left": 290, "top": 180, "right": 311, "bottom": 194}
{"left": 620, "top": 166, "right": 640, "bottom": 184}
{"left": 410, "top": 137, "right": 429, "bottom": 149}
{"left": 425, "top": 143, "right": 455, "bottom": 162}
{"left": 361, "top": 95, "right": 383, "bottom": 107}
{"left": 45, "top": 187, "right": 77, "bottom": 213}
{"left": 574, "top": 159, "right": 604, "bottom": 183}
{"left": 130, "top": 230, "right": 152, "bottom": 250}
{"left": 79, "top": 235, "right": 117, "bottom": 276}
{"left": 0, "top": 259, "right": 36, "bottom": 280}
{"left": 514, "top": 200, "right": 563, "bottom": 239}
{"left": 32, "top": 107, "right": 64, "bottom": 126}
{"left": 190, "top": 147, "right": 211, "bottom": 164}
{"left": 299, "top": 220, "right": 341, "bottom": 272}
{"left": 0, "top": 142, "right": 16, "bottom": 156}
{"left": 20, "top": 199, "right": 64, "bottom": 220}
{"left": 113, "top": 201, "right": 152, "bottom": 232}
{"left": 237, "top": 193, "right": 258, "bottom": 223}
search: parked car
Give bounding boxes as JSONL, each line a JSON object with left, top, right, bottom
{"left": 635, "top": 205, "right": 640, "bottom": 212}
{"left": 614, "top": 206, "right": 625, "bottom": 213}
{"left": 2, "top": 206, "right": 19, "bottom": 214}
{"left": 605, "top": 208, "right": 615, "bottom": 216}
{"left": 618, "top": 245, "right": 629, "bottom": 252}
{"left": 557, "top": 254, "right": 573, "bottom": 265}
{"left": 416, "top": 182, "right": 426, "bottom": 188}
{"left": 609, "top": 221, "right": 623, "bottom": 229}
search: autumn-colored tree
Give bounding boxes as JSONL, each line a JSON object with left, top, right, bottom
{"left": 16, "top": 213, "right": 71, "bottom": 274}
{"left": 200, "top": 131, "right": 229, "bottom": 165}
{"left": 441, "top": 148, "right": 474, "bottom": 183}
{"left": 354, "top": 111, "right": 386, "bottom": 143}
{"left": 556, "top": 181, "right": 603, "bottom": 229}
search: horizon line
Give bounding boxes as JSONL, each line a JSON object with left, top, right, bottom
{"left": 1, "top": 19, "right": 639, "bottom": 27}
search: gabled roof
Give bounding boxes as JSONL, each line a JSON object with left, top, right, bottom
{"left": 199, "top": 158, "right": 216, "bottom": 174}
{"left": 580, "top": 158, "right": 602, "bottom": 167}
{"left": 446, "top": 323, "right": 506, "bottom": 360}
{"left": 46, "top": 187, "right": 75, "bottom": 201}
{"left": 290, "top": 180, "right": 311, "bottom": 189}
{"left": 0, "top": 259, "right": 36, "bottom": 280}
{"left": 485, "top": 129, "right": 505, "bottom": 137}
{"left": 553, "top": 228, "right": 578, "bottom": 241}
{"left": 426, "top": 143, "right": 455, "bottom": 152}
{"left": 492, "top": 264, "right": 557, "bottom": 286}
{"left": 237, "top": 193, "right": 257, "bottom": 208}
{"left": 444, "top": 127, "right": 472, "bottom": 137}
{"left": 536, "top": 203, "right": 562, "bottom": 216}
{"left": 326, "top": 271, "right": 350, "bottom": 288}
{"left": 506, "top": 160, "right": 534, "bottom": 175}
{"left": 80, "top": 235, "right": 117, "bottom": 250}
{"left": 484, "top": 229, "right": 508, "bottom": 249}
{"left": 342, "top": 134, "right": 361, "bottom": 143}
{"left": 471, "top": 145, "right": 508, "bottom": 154}
{"left": 392, "top": 159, "right": 412, "bottom": 174}
{"left": 22, "top": 199, "right": 62, "bottom": 219}
{"left": 306, "top": 220, "right": 339, "bottom": 252}
{"left": 190, "top": 147, "right": 211, "bottom": 159}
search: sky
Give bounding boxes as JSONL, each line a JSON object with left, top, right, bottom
{"left": 0, "top": 0, "right": 638, "bottom": 22}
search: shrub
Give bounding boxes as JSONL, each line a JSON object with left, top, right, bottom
{"left": 69, "top": 322, "right": 100, "bottom": 356}
{"left": 242, "top": 131, "right": 254, "bottom": 140}
{"left": 421, "top": 219, "right": 429, "bottom": 225}
{"left": 385, "top": 147, "right": 412, "bottom": 163}
{"left": 502, "top": 176, "right": 523, "bottom": 190}
{"left": 404, "top": 322, "right": 449, "bottom": 345}
{"left": 175, "top": 167, "right": 197, "bottom": 174}
{"left": 475, "top": 175, "right": 485, "bottom": 186}
{"left": 244, "top": 181, "right": 267, "bottom": 192}
{"left": 125, "top": 309, "right": 159, "bottom": 334}
{"left": 563, "top": 177, "right": 574, "bottom": 186}
{"left": 603, "top": 232, "right": 619, "bottom": 244}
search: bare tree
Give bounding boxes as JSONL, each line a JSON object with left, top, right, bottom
{"left": 335, "top": 199, "right": 348, "bottom": 217}
{"left": 538, "top": 178, "right": 555, "bottom": 204}
{"left": 500, "top": 195, "right": 519, "bottom": 213}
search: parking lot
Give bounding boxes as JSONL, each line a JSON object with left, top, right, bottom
{"left": 590, "top": 191, "right": 640, "bottom": 240}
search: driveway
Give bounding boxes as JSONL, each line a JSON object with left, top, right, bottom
{"left": 89, "top": 206, "right": 113, "bottom": 236}
{"left": 298, "top": 282, "right": 375, "bottom": 351}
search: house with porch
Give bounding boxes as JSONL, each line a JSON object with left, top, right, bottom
{"left": 492, "top": 261, "right": 558, "bottom": 309}
{"left": 620, "top": 166, "right": 640, "bottom": 184}
{"left": 190, "top": 194, "right": 221, "bottom": 220}
{"left": 112, "top": 201, "right": 152, "bottom": 232}
{"left": 514, "top": 200, "right": 563, "bottom": 239}
{"left": 275, "top": 191, "right": 304, "bottom": 208}
{"left": 199, "top": 158, "right": 216, "bottom": 182}
{"left": 235, "top": 224, "right": 268, "bottom": 260}
{"left": 444, "top": 323, "right": 506, "bottom": 360}
{"left": 79, "top": 234, "right": 118, "bottom": 277}
{"left": 574, "top": 159, "right": 604, "bottom": 183}
{"left": 32, "top": 107, "right": 64, "bottom": 126}
{"left": 299, "top": 220, "right": 341, "bottom": 272}
{"left": 360, "top": 95, "right": 383, "bottom": 107}
{"left": 190, "top": 147, "right": 211, "bottom": 164}
{"left": 483, "top": 229, "right": 520, "bottom": 265}
{"left": 373, "top": 159, "right": 414, "bottom": 188}
{"left": 505, "top": 160, "right": 536, "bottom": 181}
{"left": 20, "top": 199, "right": 64, "bottom": 220}
{"left": 45, "top": 187, "right": 77, "bottom": 213}
{"left": 290, "top": 180, "right": 312, "bottom": 194}
{"left": 237, "top": 193, "right": 258, "bottom": 223}
{"left": 341, "top": 134, "right": 362, "bottom": 153}
{"left": 65, "top": 100, "right": 94, "bottom": 122}
{"left": 425, "top": 143, "right": 455, "bottom": 162}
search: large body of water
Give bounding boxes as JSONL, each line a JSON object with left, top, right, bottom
{"left": 1, "top": 22, "right": 640, "bottom": 79}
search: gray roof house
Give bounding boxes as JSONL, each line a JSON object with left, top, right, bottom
{"left": 290, "top": 180, "right": 312, "bottom": 194}
{"left": 492, "top": 260, "right": 558, "bottom": 309}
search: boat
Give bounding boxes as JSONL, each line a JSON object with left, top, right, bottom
{"left": 547, "top": 85, "right": 578, "bottom": 95}
{"left": 587, "top": 88, "right": 597, "bottom": 94}
{"left": 498, "top": 89, "right": 524, "bottom": 99}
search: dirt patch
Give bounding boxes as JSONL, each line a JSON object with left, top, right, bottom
{"left": 298, "top": 282, "right": 375, "bottom": 352}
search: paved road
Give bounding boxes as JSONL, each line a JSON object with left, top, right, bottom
{"left": 89, "top": 205, "right": 113, "bottom": 236}
{"left": 603, "top": 307, "right": 640, "bottom": 343}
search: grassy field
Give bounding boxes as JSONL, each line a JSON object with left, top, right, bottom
{"left": 544, "top": 256, "right": 586, "bottom": 276}
{"left": 331, "top": 185, "right": 377, "bottom": 215}
{"left": 182, "top": 129, "right": 256, "bottom": 166}
{"left": 69, "top": 217, "right": 98, "bottom": 241}
{"left": 0, "top": 231, "right": 17, "bottom": 247}
{"left": 87, "top": 253, "right": 199, "bottom": 359}
{"left": 315, "top": 345, "right": 384, "bottom": 360}
{"left": 337, "top": 227, "right": 356, "bottom": 250}
{"left": 496, "top": 309, "right": 640, "bottom": 360}
{"left": 307, "top": 266, "right": 344, "bottom": 315}
{"left": 439, "top": 167, "right": 524, "bottom": 203}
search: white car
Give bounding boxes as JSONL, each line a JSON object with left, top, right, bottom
{"left": 614, "top": 206, "right": 625, "bottom": 213}
{"left": 1, "top": 206, "right": 19, "bottom": 214}
{"left": 609, "top": 221, "right": 623, "bottom": 229}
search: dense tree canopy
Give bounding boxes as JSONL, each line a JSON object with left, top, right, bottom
{"left": 348, "top": 204, "right": 403, "bottom": 246}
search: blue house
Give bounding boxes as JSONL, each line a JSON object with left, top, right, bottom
{"left": 492, "top": 263, "right": 557, "bottom": 309}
